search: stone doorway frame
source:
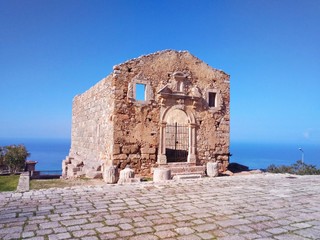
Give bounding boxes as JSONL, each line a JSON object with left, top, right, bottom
{"left": 157, "top": 106, "right": 196, "bottom": 165}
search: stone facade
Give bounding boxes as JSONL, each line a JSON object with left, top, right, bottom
{"left": 62, "top": 50, "right": 230, "bottom": 179}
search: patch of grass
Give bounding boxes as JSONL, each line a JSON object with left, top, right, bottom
{"left": 0, "top": 175, "right": 20, "bottom": 191}
{"left": 141, "top": 177, "right": 153, "bottom": 182}
{"left": 30, "top": 179, "right": 75, "bottom": 190}
{"left": 30, "top": 178, "right": 104, "bottom": 190}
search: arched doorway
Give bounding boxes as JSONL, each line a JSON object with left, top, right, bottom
{"left": 158, "top": 106, "right": 196, "bottom": 165}
{"left": 165, "top": 109, "right": 189, "bottom": 162}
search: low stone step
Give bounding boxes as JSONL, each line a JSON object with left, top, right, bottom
{"left": 162, "top": 164, "right": 206, "bottom": 177}
{"left": 171, "top": 171, "right": 205, "bottom": 176}
{"left": 167, "top": 162, "right": 196, "bottom": 166}
{"left": 173, "top": 174, "right": 202, "bottom": 180}
{"left": 169, "top": 166, "right": 205, "bottom": 172}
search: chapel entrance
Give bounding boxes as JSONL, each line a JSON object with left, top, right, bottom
{"left": 158, "top": 107, "right": 196, "bottom": 165}
{"left": 164, "top": 108, "right": 189, "bottom": 163}
{"left": 165, "top": 123, "right": 189, "bottom": 162}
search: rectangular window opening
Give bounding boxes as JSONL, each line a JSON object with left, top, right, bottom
{"left": 208, "top": 92, "right": 216, "bottom": 107}
{"left": 136, "top": 83, "right": 146, "bottom": 101}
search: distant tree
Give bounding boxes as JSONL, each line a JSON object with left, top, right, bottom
{"left": 0, "top": 146, "right": 5, "bottom": 168}
{"left": 267, "top": 164, "right": 294, "bottom": 174}
{"left": 3, "top": 145, "right": 30, "bottom": 173}
{"left": 292, "top": 160, "right": 320, "bottom": 175}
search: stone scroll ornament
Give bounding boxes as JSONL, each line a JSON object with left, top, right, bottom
{"left": 190, "top": 85, "right": 202, "bottom": 98}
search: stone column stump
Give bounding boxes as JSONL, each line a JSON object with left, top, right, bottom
{"left": 153, "top": 168, "right": 171, "bottom": 182}
{"left": 207, "top": 162, "right": 219, "bottom": 177}
{"left": 103, "top": 165, "right": 119, "bottom": 184}
{"left": 118, "top": 166, "right": 136, "bottom": 184}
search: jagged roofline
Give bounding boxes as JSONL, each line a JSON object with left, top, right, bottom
{"left": 112, "top": 49, "right": 230, "bottom": 77}
{"left": 75, "top": 50, "right": 229, "bottom": 98}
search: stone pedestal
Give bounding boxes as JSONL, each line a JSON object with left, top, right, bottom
{"left": 207, "top": 162, "right": 219, "bottom": 177}
{"left": 103, "top": 165, "right": 119, "bottom": 184}
{"left": 153, "top": 168, "right": 171, "bottom": 182}
{"left": 118, "top": 166, "right": 135, "bottom": 184}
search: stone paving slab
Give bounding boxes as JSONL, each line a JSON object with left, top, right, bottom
{"left": 1, "top": 173, "right": 320, "bottom": 239}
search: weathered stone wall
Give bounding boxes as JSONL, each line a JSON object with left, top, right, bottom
{"left": 110, "top": 50, "right": 230, "bottom": 175}
{"left": 192, "top": 59, "right": 230, "bottom": 170}
{"left": 63, "top": 50, "right": 230, "bottom": 179}
{"left": 63, "top": 75, "right": 115, "bottom": 178}
{"left": 111, "top": 61, "right": 160, "bottom": 176}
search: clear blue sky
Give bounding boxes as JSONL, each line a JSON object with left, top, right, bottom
{"left": 1, "top": 0, "right": 319, "bottom": 144}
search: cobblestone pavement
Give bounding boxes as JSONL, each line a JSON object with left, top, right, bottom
{"left": 1, "top": 174, "right": 320, "bottom": 240}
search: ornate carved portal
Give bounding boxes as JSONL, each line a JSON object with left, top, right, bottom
{"left": 157, "top": 72, "right": 199, "bottom": 165}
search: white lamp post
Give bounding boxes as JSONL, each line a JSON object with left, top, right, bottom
{"left": 298, "top": 148, "right": 304, "bottom": 163}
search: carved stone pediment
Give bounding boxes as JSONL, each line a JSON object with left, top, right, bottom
{"left": 158, "top": 83, "right": 202, "bottom": 100}
{"left": 158, "top": 71, "right": 187, "bottom": 98}
{"left": 173, "top": 71, "right": 186, "bottom": 80}
{"left": 158, "top": 71, "right": 203, "bottom": 104}
{"left": 157, "top": 85, "right": 173, "bottom": 95}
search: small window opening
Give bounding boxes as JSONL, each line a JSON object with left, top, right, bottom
{"left": 136, "top": 83, "right": 146, "bottom": 101}
{"left": 208, "top": 92, "right": 216, "bottom": 107}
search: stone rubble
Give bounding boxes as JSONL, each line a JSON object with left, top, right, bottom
{"left": 102, "top": 165, "right": 119, "bottom": 184}
{"left": 117, "top": 166, "right": 139, "bottom": 184}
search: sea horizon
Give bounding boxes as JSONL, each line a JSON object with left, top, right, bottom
{"left": 0, "top": 137, "right": 70, "bottom": 172}
{"left": 230, "top": 141, "right": 320, "bottom": 170}
{"left": 0, "top": 138, "right": 319, "bottom": 171}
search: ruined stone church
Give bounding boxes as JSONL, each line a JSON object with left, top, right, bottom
{"left": 63, "top": 50, "right": 230, "bottom": 179}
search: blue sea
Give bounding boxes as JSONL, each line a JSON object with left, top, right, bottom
{"left": 0, "top": 138, "right": 319, "bottom": 171}
{"left": 230, "top": 142, "right": 320, "bottom": 170}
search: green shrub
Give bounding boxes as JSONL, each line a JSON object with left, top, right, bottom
{"left": 267, "top": 160, "right": 320, "bottom": 175}
{"left": 2, "top": 144, "right": 30, "bottom": 173}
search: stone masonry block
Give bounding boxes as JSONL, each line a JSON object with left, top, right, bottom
{"left": 113, "top": 154, "right": 127, "bottom": 160}
{"left": 141, "top": 148, "right": 156, "bottom": 154}
{"left": 122, "top": 146, "right": 131, "bottom": 154}
{"left": 113, "top": 144, "right": 121, "bottom": 155}
{"left": 141, "top": 154, "right": 149, "bottom": 159}
{"left": 128, "top": 154, "right": 140, "bottom": 160}
{"left": 122, "top": 144, "right": 139, "bottom": 154}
